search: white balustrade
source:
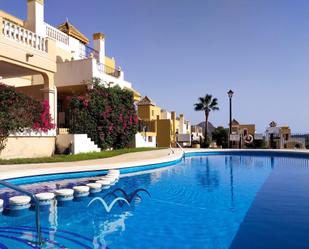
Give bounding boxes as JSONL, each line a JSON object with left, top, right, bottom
{"left": 45, "top": 23, "right": 69, "bottom": 46}
{"left": 1, "top": 19, "right": 48, "bottom": 53}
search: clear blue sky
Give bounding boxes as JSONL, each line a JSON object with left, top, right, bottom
{"left": 2, "top": 0, "right": 309, "bottom": 132}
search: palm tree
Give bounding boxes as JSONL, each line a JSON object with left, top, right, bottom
{"left": 194, "top": 94, "right": 219, "bottom": 140}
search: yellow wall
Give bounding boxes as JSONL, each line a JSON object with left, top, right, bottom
{"left": 157, "top": 119, "right": 171, "bottom": 147}
{"left": 280, "top": 126, "right": 291, "bottom": 135}
{"left": 138, "top": 105, "right": 161, "bottom": 121}
{"left": 232, "top": 124, "right": 255, "bottom": 135}
{"left": 105, "top": 56, "right": 115, "bottom": 69}
{"left": 238, "top": 124, "right": 255, "bottom": 135}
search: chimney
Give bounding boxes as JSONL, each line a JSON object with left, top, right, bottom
{"left": 26, "top": 0, "right": 45, "bottom": 36}
{"left": 93, "top": 33, "right": 105, "bottom": 64}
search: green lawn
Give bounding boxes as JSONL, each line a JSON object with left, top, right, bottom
{"left": 0, "top": 147, "right": 164, "bottom": 165}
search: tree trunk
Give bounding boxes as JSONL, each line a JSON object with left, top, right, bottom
{"left": 205, "top": 111, "right": 209, "bottom": 141}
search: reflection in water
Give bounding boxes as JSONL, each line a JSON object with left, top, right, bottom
{"left": 271, "top": 157, "right": 275, "bottom": 169}
{"left": 229, "top": 157, "right": 235, "bottom": 208}
{"left": 48, "top": 201, "right": 58, "bottom": 243}
{"left": 195, "top": 157, "right": 220, "bottom": 190}
{"left": 91, "top": 211, "right": 132, "bottom": 249}
{"left": 0, "top": 154, "right": 282, "bottom": 249}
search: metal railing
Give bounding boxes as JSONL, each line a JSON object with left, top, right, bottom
{"left": 169, "top": 145, "right": 175, "bottom": 155}
{"left": 85, "top": 45, "right": 99, "bottom": 60}
{"left": 0, "top": 180, "right": 42, "bottom": 245}
{"left": 175, "top": 141, "right": 185, "bottom": 158}
{"left": 97, "top": 63, "right": 121, "bottom": 78}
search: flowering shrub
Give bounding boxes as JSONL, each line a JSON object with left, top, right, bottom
{"left": 33, "top": 100, "right": 56, "bottom": 132}
{"left": 0, "top": 83, "right": 55, "bottom": 152}
{"left": 68, "top": 79, "right": 138, "bottom": 149}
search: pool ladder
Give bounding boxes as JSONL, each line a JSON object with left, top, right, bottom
{"left": 0, "top": 180, "right": 42, "bottom": 246}
{"left": 175, "top": 141, "right": 185, "bottom": 159}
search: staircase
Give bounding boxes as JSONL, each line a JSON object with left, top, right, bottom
{"left": 72, "top": 134, "right": 100, "bottom": 154}
{"left": 56, "top": 133, "right": 100, "bottom": 154}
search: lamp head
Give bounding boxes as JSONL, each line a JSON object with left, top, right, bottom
{"left": 227, "top": 89, "right": 234, "bottom": 98}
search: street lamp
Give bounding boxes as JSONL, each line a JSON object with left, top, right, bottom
{"left": 227, "top": 90, "right": 234, "bottom": 148}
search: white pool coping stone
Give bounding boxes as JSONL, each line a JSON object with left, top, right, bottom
{"left": 9, "top": 196, "right": 31, "bottom": 210}
{"left": 0, "top": 149, "right": 182, "bottom": 180}
{"left": 5, "top": 148, "right": 306, "bottom": 182}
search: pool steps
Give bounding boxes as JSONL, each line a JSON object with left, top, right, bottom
{"left": 86, "top": 183, "right": 102, "bottom": 193}
{"left": 3, "top": 169, "right": 120, "bottom": 212}
{"left": 9, "top": 196, "right": 31, "bottom": 210}
{"left": 73, "top": 186, "right": 90, "bottom": 197}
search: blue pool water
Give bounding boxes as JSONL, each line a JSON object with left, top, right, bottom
{"left": 0, "top": 153, "right": 309, "bottom": 248}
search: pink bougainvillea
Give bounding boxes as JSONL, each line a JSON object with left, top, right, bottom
{"left": 33, "top": 100, "right": 55, "bottom": 132}
{"left": 68, "top": 80, "right": 138, "bottom": 149}
{"left": 0, "top": 84, "right": 55, "bottom": 152}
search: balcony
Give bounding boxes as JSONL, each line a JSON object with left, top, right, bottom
{"left": 0, "top": 16, "right": 56, "bottom": 78}
{"left": 45, "top": 22, "right": 69, "bottom": 46}
{"left": 55, "top": 57, "right": 131, "bottom": 90}
{"left": 2, "top": 19, "right": 48, "bottom": 53}
{"left": 97, "top": 63, "right": 121, "bottom": 78}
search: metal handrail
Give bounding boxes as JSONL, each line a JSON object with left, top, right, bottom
{"left": 0, "top": 180, "right": 42, "bottom": 245}
{"left": 97, "top": 62, "right": 121, "bottom": 77}
{"left": 169, "top": 145, "right": 175, "bottom": 155}
{"left": 175, "top": 141, "right": 185, "bottom": 158}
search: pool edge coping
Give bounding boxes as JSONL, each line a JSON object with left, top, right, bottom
{"left": 2, "top": 148, "right": 309, "bottom": 182}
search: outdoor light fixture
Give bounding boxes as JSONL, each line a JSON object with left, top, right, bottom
{"left": 26, "top": 53, "right": 34, "bottom": 60}
{"left": 228, "top": 89, "right": 234, "bottom": 99}
{"left": 227, "top": 89, "right": 234, "bottom": 148}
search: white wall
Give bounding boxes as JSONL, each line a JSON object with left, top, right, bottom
{"left": 55, "top": 58, "right": 132, "bottom": 89}
{"left": 56, "top": 134, "right": 100, "bottom": 154}
{"left": 135, "top": 133, "right": 156, "bottom": 148}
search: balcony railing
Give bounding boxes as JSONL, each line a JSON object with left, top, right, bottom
{"left": 78, "top": 45, "right": 100, "bottom": 60}
{"left": 97, "top": 63, "right": 121, "bottom": 78}
{"left": 2, "top": 19, "right": 48, "bottom": 53}
{"left": 45, "top": 23, "right": 69, "bottom": 46}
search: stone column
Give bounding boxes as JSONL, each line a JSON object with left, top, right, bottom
{"left": 93, "top": 33, "right": 105, "bottom": 64}
{"left": 42, "top": 72, "right": 57, "bottom": 130}
{"left": 26, "top": 0, "right": 46, "bottom": 37}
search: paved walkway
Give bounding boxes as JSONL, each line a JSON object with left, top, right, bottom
{"left": 1, "top": 148, "right": 308, "bottom": 180}
{"left": 0, "top": 149, "right": 183, "bottom": 180}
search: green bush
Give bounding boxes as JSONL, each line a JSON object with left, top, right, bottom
{"left": 212, "top": 126, "right": 229, "bottom": 148}
{"left": 68, "top": 79, "right": 138, "bottom": 149}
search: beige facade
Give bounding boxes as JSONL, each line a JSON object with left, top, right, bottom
{"left": 266, "top": 122, "right": 305, "bottom": 149}
{"left": 2, "top": 137, "right": 55, "bottom": 159}
{"left": 0, "top": 1, "right": 140, "bottom": 158}
{"left": 230, "top": 119, "right": 256, "bottom": 148}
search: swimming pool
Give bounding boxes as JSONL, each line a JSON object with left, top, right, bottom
{"left": 0, "top": 152, "right": 309, "bottom": 249}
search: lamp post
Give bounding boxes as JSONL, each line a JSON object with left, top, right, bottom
{"left": 227, "top": 90, "right": 234, "bottom": 148}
